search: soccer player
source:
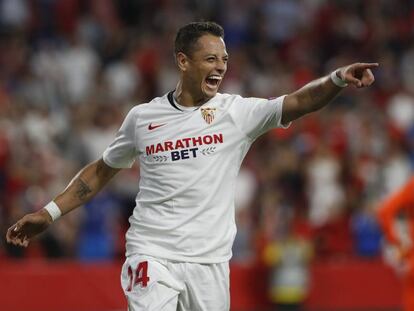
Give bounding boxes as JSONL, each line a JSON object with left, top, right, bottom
{"left": 6, "top": 22, "right": 377, "bottom": 310}
{"left": 377, "top": 177, "right": 414, "bottom": 311}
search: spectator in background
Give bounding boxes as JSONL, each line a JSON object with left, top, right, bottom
{"left": 77, "top": 191, "right": 121, "bottom": 261}
{"left": 377, "top": 176, "right": 414, "bottom": 311}
{"left": 351, "top": 200, "right": 382, "bottom": 257}
{"left": 263, "top": 208, "right": 313, "bottom": 311}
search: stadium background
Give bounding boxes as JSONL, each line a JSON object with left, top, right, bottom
{"left": 0, "top": 0, "right": 413, "bottom": 310}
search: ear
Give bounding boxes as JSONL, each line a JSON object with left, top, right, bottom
{"left": 176, "top": 52, "right": 190, "bottom": 72}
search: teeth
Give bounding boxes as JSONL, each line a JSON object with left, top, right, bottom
{"left": 207, "top": 76, "right": 222, "bottom": 80}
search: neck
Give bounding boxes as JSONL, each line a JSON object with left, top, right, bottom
{"left": 175, "top": 80, "right": 209, "bottom": 107}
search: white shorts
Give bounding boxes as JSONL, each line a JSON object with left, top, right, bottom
{"left": 121, "top": 254, "right": 230, "bottom": 311}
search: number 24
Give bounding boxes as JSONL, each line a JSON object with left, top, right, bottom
{"left": 127, "top": 261, "right": 150, "bottom": 291}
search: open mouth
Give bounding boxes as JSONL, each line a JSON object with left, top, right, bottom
{"left": 205, "top": 75, "right": 222, "bottom": 89}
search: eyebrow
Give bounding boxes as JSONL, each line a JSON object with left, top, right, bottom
{"left": 204, "top": 54, "right": 229, "bottom": 58}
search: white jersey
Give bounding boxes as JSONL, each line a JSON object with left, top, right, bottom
{"left": 103, "top": 92, "right": 288, "bottom": 263}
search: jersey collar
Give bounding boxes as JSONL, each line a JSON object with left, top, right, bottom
{"left": 167, "top": 91, "right": 183, "bottom": 112}
{"left": 168, "top": 91, "right": 217, "bottom": 112}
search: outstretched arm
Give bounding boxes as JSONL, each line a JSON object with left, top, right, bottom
{"left": 6, "top": 158, "right": 120, "bottom": 247}
{"left": 282, "top": 62, "right": 378, "bottom": 124}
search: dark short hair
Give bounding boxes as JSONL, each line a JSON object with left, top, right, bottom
{"left": 174, "top": 21, "right": 224, "bottom": 56}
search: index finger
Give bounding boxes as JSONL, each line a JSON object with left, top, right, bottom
{"left": 355, "top": 62, "right": 379, "bottom": 69}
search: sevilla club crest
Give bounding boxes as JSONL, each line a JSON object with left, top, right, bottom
{"left": 201, "top": 107, "right": 216, "bottom": 124}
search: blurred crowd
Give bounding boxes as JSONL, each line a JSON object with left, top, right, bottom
{"left": 0, "top": 0, "right": 414, "bottom": 279}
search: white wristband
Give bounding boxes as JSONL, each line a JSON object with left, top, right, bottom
{"left": 44, "top": 201, "right": 62, "bottom": 221}
{"left": 330, "top": 70, "right": 348, "bottom": 88}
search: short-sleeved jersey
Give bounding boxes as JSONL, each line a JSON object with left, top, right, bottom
{"left": 103, "top": 92, "right": 288, "bottom": 263}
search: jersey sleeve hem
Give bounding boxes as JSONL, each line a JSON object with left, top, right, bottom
{"left": 102, "top": 152, "right": 134, "bottom": 169}
{"left": 271, "top": 94, "right": 291, "bottom": 129}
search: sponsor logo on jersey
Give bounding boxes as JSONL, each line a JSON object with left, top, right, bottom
{"left": 148, "top": 123, "right": 166, "bottom": 130}
{"left": 201, "top": 108, "right": 216, "bottom": 124}
{"left": 145, "top": 133, "right": 223, "bottom": 155}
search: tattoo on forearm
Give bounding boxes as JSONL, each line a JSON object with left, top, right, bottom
{"left": 75, "top": 178, "right": 92, "bottom": 200}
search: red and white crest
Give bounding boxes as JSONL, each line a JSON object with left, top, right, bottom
{"left": 201, "top": 107, "right": 216, "bottom": 124}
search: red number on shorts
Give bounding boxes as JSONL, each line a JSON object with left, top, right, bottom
{"left": 126, "top": 266, "right": 134, "bottom": 291}
{"left": 126, "top": 261, "right": 150, "bottom": 292}
{"left": 135, "top": 261, "right": 150, "bottom": 288}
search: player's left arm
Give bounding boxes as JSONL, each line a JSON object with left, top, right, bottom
{"left": 281, "top": 62, "right": 378, "bottom": 124}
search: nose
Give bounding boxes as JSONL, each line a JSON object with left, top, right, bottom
{"left": 216, "top": 60, "right": 226, "bottom": 74}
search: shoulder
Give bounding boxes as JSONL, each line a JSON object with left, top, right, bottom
{"left": 212, "top": 93, "right": 243, "bottom": 108}
{"left": 214, "top": 93, "right": 272, "bottom": 111}
{"left": 134, "top": 94, "right": 167, "bottom": 111}
{"left": 215, "top": 93, "right": 271, "bottom": 104}
{"left": 127, "top": 94, "right": 169, "bottom": 116}
{"left": 215, "top": 93, "right": 242, "bottom": 101}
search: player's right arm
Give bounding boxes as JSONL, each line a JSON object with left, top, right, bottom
{"left": 6, "top": 158, "right": 120, "bottom": 247}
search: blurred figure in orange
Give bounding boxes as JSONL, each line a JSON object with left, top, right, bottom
{"left": 377, "top": 176, "right": 414, "bottom": 311}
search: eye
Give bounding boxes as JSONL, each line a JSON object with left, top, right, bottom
{"left": 206, "top": 57, "right": 216, "bottom": 62}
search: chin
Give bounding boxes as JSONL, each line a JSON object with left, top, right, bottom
{"left": 203, "top": 90, "right": 217, "bottom": 99}
{"left": 200, "top": 93, "right": 215, "bottom": 103}
{"left": 202, "top": 86, "right": 219, "bottom": 99}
